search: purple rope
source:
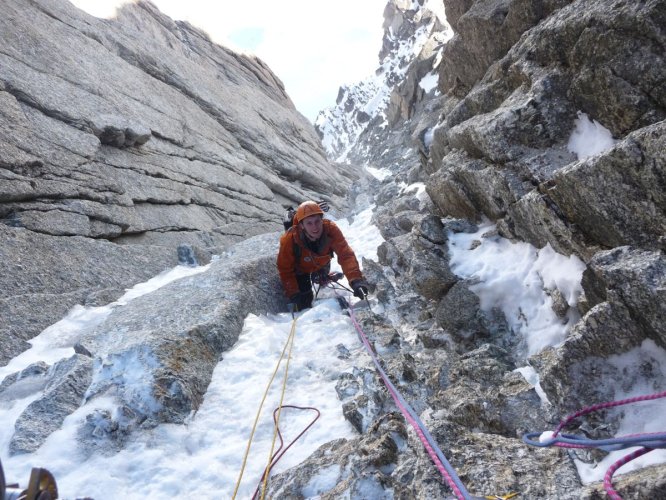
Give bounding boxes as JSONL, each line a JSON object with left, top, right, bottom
{"left": 252, "top": 405, "right": 321, "bottom": 500}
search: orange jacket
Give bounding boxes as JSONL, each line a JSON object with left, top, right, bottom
{"left": 277, "top": 219, "right": 363, "bottom": 297}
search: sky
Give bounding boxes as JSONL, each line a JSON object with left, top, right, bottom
{"left": 68, "top": 0, "right": 388, "bottom": 122}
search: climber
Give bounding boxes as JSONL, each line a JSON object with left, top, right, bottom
{"left": 277, "top": 200, "right": 369, "bottom": 311}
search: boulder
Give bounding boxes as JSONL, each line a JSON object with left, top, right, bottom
{"left": 9, "top": 354, "right": 93, "bottom": 454}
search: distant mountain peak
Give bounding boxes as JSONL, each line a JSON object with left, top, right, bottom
{"left": 315, "top": 0, "right": 451, "bottom": 162}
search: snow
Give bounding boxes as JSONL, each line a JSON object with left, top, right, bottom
{"left": 86, "top": 345, "right": 163, "bottom": 416}
{"left": 365, "top": 165, "right": 392, "bottom": 181}
{"left": 2, "top": 208, "right": 665, "bottom": 495}
{"left": 513, "top": 365, "right": 550, "bottom": 404}
{"left": 567, "top": 111, "right": 617, "bottom": 160}
{"left": 447, "top": 221, "right": 586, "bottom": 356}
{"left": 575, "top": 339, "right": 666, "bottom": 483}
{"left": 418, "top": 71, "right": 438, "bottom": 93}
{"left": 0, "top": 208, "right": 383, "bottom": 499}
{"left": 330, "top": 205, "right": 383, "bottom": 266}
{"left": 447, "top": 222, "right": 666, "bottom": 483}
{"left": 424, "top": 126, "right": 436, "bottom": 149}
{"left": 0, "top": 264, "right": 209, "bottom": 382}
{"left": 302, "top": 463, "right": 342, "bottom": 497}
{"left": 399, "top": 182, "right": 426, "bottom": 197}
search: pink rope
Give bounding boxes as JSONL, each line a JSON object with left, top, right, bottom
{"left": 554, "top": 391, "right": 666, "bottom": 436}
{"left": 347, "top": 304, "right": 469, "bottom": 500}
{"left": 603, "top": 447, "right": 654, "bottom": 500}
{"left": 550, "top": 390, "right": 666, "bottom": 500}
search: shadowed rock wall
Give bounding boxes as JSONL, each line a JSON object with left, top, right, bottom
{"left": 424, "top": 0, "right": 666, "bottom": 406}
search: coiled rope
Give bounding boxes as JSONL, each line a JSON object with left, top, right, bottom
{"left": 251, "top": 405, "right": 320, "bottom": 500}
{"left": 523, "top": 390, "right": 666, "bottom": 499}
{"left": 341, "top": 291, "right": 472, "bottom": 500}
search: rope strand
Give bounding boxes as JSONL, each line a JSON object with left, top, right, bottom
{"left": 232, "top": 316, "right": 299, "bottom": 499}
{"left": 252, "top": 405, "right": 320, "bottom": 500}
{"left": 342, "top": 291, "right": 472, "bottom": 500}
{"left": 553, "top": 391, "right": 666, "bottom": 436}
{"left": 603, "top": 447, "right": 653, "bottom": 500}
{"left": 259, "top": 321, "right": 298, "bottom": 500}
{"left": 523, "top": 391, "right": 666, "bottom": 499}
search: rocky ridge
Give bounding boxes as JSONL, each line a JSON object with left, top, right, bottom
{"left": 315, "top": 0, "right": 452, "bottom": 171}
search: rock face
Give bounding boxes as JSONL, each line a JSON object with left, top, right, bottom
{"left": 1, "top": 232, "right": 287, "bottom": 455}
{"left": 302, "top": 0, "right": 666, "bottom": 498}
{"left": 9, "top": 354, "right": 92, "bottom": 454}
{"left": 315, "top": 0, "right": 452, "bottom": 175}
{"left": 0, "top": 0, "right": 361, "bottom": 364}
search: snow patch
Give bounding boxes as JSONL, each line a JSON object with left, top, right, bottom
{"left": 302, "top": 464, "right": 342, "bottom": 496}
{"left": 366, "top": 165, "right": 392, "bottom": 181}
{"left": 448, "top": 222, "right": 586, "bottom": 356}
{"left": 418, "top": 71, "right": 438, "bottom": 93}
{"left": 86, "top": 346, "right": 162, "bottom": 416}
{"left": 575, "top": 339, "right": 666, "bottom": 483}
{"left": 567, "top": 111, "right": 617, "bottom": 160}
{"left": 514, "top": 365, "right": 550, "bottom": 405}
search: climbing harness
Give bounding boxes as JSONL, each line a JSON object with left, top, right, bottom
{"left": 337, "top": 289, "right": 473, "bottom": 500}
{"left": 312, "top": 271, "right": 344, "bottom": 301}
{"left": 523, "top": 390, "right": 666, "bottom": 499}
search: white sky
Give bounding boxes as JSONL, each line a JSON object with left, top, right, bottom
{"left": 68, "top": 0, "right": 387, "bottom": 122}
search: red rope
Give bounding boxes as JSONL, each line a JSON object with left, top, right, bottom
{"left": 251, "top": 405, "right": 320, "bottom": 500}
{"left": 603, "top": 447, "right": 653, "bottom": 499}
{"left": 346, "top": 299, "right": 470, "bottom": 499}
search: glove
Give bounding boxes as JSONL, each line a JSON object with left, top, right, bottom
{"left": 350, "top": 279, "right": 369, "bottom": 300}
{"left": 317, "top": 200, "right": 330, "bottom": 212}
{"left": 288, "top": 291, "right": 313, "bottom": 312}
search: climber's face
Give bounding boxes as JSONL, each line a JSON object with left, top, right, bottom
{"left": 301, "top": 214, "right": 323, "bottom": 241}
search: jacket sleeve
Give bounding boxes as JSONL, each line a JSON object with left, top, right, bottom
{"left": 276, "top": 230, "right": 299, "bottom": 298}
{"left": 327, "top": 221, "right": 363, "bottom": 283}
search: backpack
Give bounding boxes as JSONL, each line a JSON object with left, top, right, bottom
{"left": 282, "top": 206, "right": 297, "bottom": 231}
